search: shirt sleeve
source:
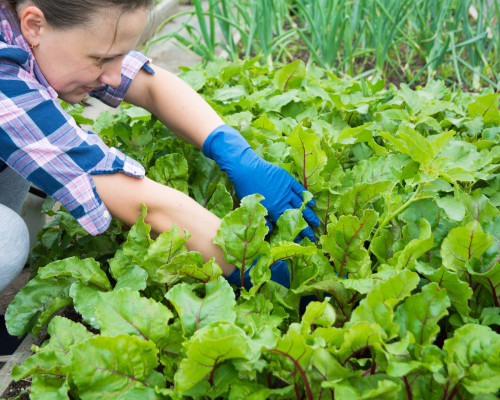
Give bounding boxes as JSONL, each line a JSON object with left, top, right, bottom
{"left": 90, "top": 50, "right": 155, "bottom": 107}
{"left": 0, "top": 58, "right": 145, "bottom": 235}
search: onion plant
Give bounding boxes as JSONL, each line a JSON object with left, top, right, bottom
{"left": 145, "top": 0, "right": 499, "bottom": 90}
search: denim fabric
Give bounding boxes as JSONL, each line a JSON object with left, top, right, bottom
{"left": 0, "top": 203, "right": 29, "bottom": 293}
{"left": 0, "top": 166, "right": 30, "bottom": 213}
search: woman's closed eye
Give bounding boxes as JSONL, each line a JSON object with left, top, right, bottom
{"left": 94, "top": 57, "right": 115, "bottom": 66}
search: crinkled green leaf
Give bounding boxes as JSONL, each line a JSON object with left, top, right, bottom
{"left": 166, "top": 277, "right": 236, "bottom": 336}
{"left": 286, "top": 123, "right": 327, "bottom": 190}
{"left": 228, "top": 382, "right": 292, "bottom": 400}
{"left": 380, "top": 124, "right": 438, "bottom": 165}
{"left": 436, "top": 196, "right": 466, "bottom": 221}
{"left": 416, "top": 262, "right": 472, "bottom": 318}
{"left": 467, "top": 260, "right": 500, "bottom": 305}
{"left": 462, "top": 189, "right": 500, "bottom": 225}
{"left": 348, "top": 270, "right": 420, "bottom": 338}
{"left": 273, "top": 207, "right": 309, "bottom": 244}
{"left": 96, "top": 288, "right": 173, "bottom": 350}
{"left": 71, "top": 335, "right": 160, "bottom": 400}
{"left": 30, "top": 375, "right": 70, "bottom": 400}
{"left": 175, "top": 323, "right": 250, "bottom": 394}
{"left": 158, "top": 253, "right": 223, "bottom": 286}
{"left": 273, "top": 59, "right": 306, "bottom": 92}
{"left": 309, "top": 348, "right": 352, "bottom": 398}
{"left": 443, "top": 324, "right": 500, "bottom": 394}
{"left": 328, "top": 374, "right": 402, "bottom": 399}
{"left": 337, "top": 181, "right": 393, "bottom": 217}
{"left": 114, "top": 265, "right": 148, "bottom": 291}
{"left": 467, "top": 93, "right": 500, "bottom": 124}
{"left": 388, "top": 218, "right": 434, "bottom": 270}
{"left": 214, "top": 194, "right": 269, "bottom": 288}
{"left": 334, "top": 322, "right": 386, "bottom": 366}
{"left": 435, "top": 140, "right": 492, "bottom": 182}
{"left": 13, "top": 316, "right": 94, "bottom": 381}
{"left": 235, "top": 295, "right": 284, "bottom": 337}
{"left": 147, "top": 153, "right": 189, "bottom": 194}
{"left": 268, "top": 326, "right": 314, "bottom": 388}
{"left": 38, "top": 257, "right": 112, "bottom": 291}
{"left": 320, "top": 209, "right": 378, "bottom": 277}
{"left": 344, "top": 154, "right": 408, "bottom": 186}
{"left": 441, "top": 221, "right": 494, "bottom": 272}
{"left": 142, "top": 224, "right": 190, "bottom": 281}
{"left": 122, "top": 204, "right": 153, "bottom": 264}
{"left": 190, "top": 157, "right": 232, "bottom": 218}
{"left": 69, "top": 281, "right": 103, "bottom": 329}
{"left": 301, "top": 299, "right": 336, "bottom": 331}
{"left": 6, "top": 276, "right": 73, "bottom": 337}
{"left": 206, "top": 182, "right": 233, "bottom": 218}
{"left": 394, "top": 283, "right": 450, "bottom": 346}
{"left": 159, "top": 320, "right": 185, "bottom": 383}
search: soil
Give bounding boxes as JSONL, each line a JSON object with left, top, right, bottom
{"left": 1, "top": 329, "right": 49, "bottom": 400}
{"left": 2, "top": 379, "right": 30, "bottom": 400}
{"left": 0, "top": 268, "right": 30, "bottom": 316}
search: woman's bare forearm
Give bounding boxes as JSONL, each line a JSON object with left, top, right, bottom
{"left": 124, "top": 64, "right": 224, "bottom": 149}
{"left": 92, "top": 173, "right": 235, "bottom": 275}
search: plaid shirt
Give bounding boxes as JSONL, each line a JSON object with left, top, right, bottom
{"left": 0, "top": 3, "right": 154, "bottom": 235}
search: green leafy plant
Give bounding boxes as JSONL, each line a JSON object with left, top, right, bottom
{"left": 8, "top": 58, "right": 500, "bottom": 399}
{"left": 146, "top": 0, "right": 499, "bottom": 90}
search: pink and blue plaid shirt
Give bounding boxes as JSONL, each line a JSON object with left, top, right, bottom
{"left": 0, "top": 2, "right": 154, "bottom": 235}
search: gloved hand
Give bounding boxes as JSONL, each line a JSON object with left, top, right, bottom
{"left": 203, "top": 124, "right": 320, "bottom": 241}
{"left": 225, "top": 260, "right": 290, "bottom": 290}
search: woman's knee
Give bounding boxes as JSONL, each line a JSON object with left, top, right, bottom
{"left": 0, "top": 204, "right": 30, "bottom": 293}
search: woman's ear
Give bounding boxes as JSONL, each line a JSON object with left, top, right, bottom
{"left": 18, "top": 5, "right": 46, "bottom": 47}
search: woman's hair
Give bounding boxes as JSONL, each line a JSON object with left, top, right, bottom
{"left": 4, "top": 0, "right": 154, "bottom": 29}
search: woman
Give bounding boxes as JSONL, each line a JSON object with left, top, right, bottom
{"left": 0, "top": 0, "right": 319, "bottom": 296}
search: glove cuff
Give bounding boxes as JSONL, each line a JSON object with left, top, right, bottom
{"left": 225, "top": 265, "right": 252, "bottom": 290}
{"left": 225, "top": 260, "right": 290, "bottom": 290}
{"left": 202, "top": 124, "right": 252, "bottom": 165}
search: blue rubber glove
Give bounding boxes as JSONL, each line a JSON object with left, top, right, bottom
{"left": 203, "top": 124, "right": 320, "bottom": 241}
{"left": 225, "top": 260, "right": 290, "bottom": 290}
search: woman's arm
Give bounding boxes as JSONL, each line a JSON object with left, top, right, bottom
{"left": 124, "top": 63, "right": 223, "bottom": 148}
{"left": 92, "top": 173, "right": 235, "bottom": 276}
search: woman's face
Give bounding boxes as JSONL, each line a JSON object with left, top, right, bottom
{"left": 25, "top": 6, "right": 148, "bottom": 104}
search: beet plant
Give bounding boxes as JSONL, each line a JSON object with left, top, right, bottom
{"left": 7, "top": 58, "right": 500, "bottom": 399}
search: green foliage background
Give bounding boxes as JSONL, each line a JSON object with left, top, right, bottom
{"left": 7, "top": 58, "right": 500, "bottom": 399}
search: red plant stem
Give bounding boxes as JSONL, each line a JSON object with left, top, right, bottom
{"left": 489, "top": 278, "right": 499, "bottom": 307}
{"left": 341, "top": 345, "right": 372, "bottom": 367}
{"left": 294, "top": 368, "right": 301, "bottom": 400}
{"left": 403, "top": 376, "right": 412, "bottom": 400}
{"left": 283, "top": 64, "right": 299, "bottom": 92}
{"left": 441, "top": 381, "right": 450, "bottom": 400}
{"left": 268, "top": 350, "right": 313, "bottom": 400}
{"left": 241, "top": 241, "right": 249, "bottom": 288}
{"left": 208, "top": 359, "right": 218, "bottom": 387}
{"left": 324, "top": 192, "right": 331, "bottom": 236}
{"left": 267, "top": 372, "right": 272, "bottom": 389}
{"left": 447, "top": 385, "right": 459, "bottom": 400}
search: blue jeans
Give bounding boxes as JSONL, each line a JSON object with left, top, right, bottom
{"left": 0, "top": 167, "right": 30, "bottom": 294}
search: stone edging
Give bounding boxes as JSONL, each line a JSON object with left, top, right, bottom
{"left": 0, "top": 335, "right": 36, "bottom": 398}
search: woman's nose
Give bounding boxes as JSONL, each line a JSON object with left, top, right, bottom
{"left": 98, "top": 60, "right": 123, "bottom": 88}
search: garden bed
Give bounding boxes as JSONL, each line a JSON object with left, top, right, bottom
{"left": 3, "top": 57, "right": 499, "bottom": 399}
